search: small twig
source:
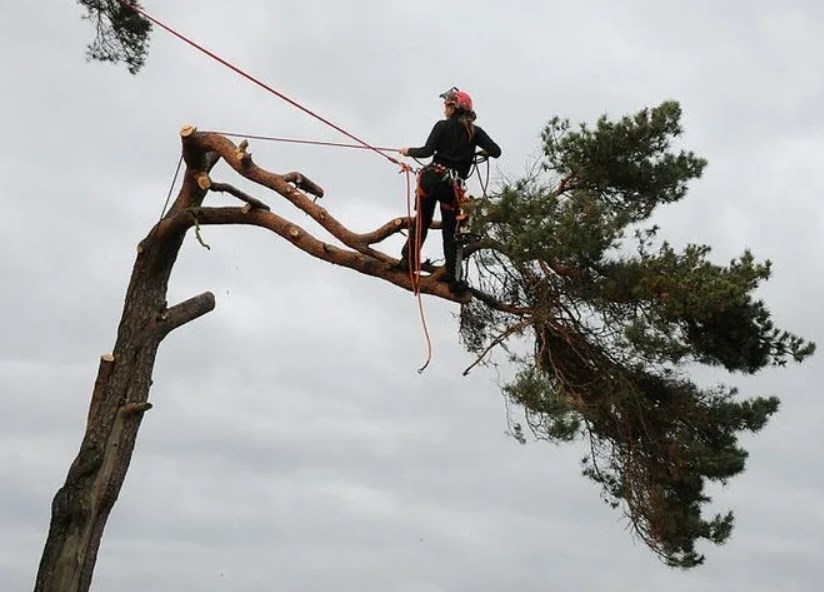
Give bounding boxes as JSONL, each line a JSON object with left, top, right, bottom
{"left": 463, "top": 320, "right": 532, "bottom": 376}
{"left": 209, "top": 181, "right": 271, "bottom": 211}
{"left": 360, "top": 217, "right": 443, "bottom": 245}
{"left": 467, "top": 286, "right": 533, "bottom": 316}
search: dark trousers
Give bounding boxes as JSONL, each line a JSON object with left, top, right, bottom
{"left": 401, "top": 167, "right": 459, "bottom": 279}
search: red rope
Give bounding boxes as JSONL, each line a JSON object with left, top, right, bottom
{"left": 116, "top": 1, "right": 405, "bottom": 169}
{"left": 208, "top": 132, "right": 401, "bottom": 153}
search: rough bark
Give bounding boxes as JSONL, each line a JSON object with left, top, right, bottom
{"left": 34, "top": 131, "right": 218, "bottom": 592}
{"left": 34, "top": 127, "right": 525, "bottom": 592}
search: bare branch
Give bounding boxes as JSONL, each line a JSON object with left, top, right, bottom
{"left": 163, "top": 206, "right": 468, "bottom": 302}
{"left": 360, "top": 217, "right": 412, "bottom": 244}
{"left": 468, "top": 286, "right": 533, "bottom": 316}
{"left": 463, "top": 320, "right": 532, "bottom": 376}
{"left": 183, "top": 131, "right": 401, "bottom": 263}
{"left": 156, "top": 292, "right": 216, "bottom": 338}
{"left": 360, "top": 217, "right": 443, "bottom": 245}
{"left": 282, "top": 172, "right": 324, "bottom": 198}
{"left": 209, "top": 182, "right": 270, "bottom": 211}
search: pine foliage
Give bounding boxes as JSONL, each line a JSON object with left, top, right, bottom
{"left": 461, "top": 101, "right": 814, "bottom": 567}
{"left": 76, "top": 1, "right": 151, "bottom": 74}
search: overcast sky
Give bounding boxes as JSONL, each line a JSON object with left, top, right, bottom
{"left": 2, "top": 1, "right": 823, "bottom": 590}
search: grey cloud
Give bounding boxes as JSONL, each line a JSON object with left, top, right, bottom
{"left": 2, "top": 1, "right": 823, "bottom": 591}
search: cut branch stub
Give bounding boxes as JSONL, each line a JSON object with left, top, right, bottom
{"left": 235, "top": 139, "right": 252, "bottom": 165}
{"left": 283, "top": 172, "right": 324, "bottom": 198}
{"left": 121, "top": 402, "right": 153, "bottom": 417}
{"left": 87, "top": 354, "right": 115, "bottom": 426}
{"left": 209, "top": 181, "right": 270, "bottom": 211}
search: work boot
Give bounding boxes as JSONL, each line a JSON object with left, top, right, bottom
{"left": 395, "top": 252, "right": 410, "bottom": 270}
{"left": 447, "top": 279, "right": 469, "bottom": 295}
{"left": 442, "top": 269, "right": 468, "bottom": 295}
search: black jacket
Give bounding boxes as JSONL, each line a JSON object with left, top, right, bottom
{"left": 407, "top": 116, "right": 501, "bottom": 179}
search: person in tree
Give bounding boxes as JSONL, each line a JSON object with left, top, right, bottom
{"left": 399, "top": 87, "right": 501, "bottom": 291}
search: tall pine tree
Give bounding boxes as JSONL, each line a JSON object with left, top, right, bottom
{"left": 58, "top": 4, "right": 815, "bottom": 569}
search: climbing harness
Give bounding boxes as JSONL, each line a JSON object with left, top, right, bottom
{"left": 413, "top": 157, "right": 488, "bottom": 286}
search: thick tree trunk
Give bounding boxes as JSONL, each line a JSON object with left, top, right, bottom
{"left": 34, "top": 136, "right": 216, "bottom": 592}
{"left": 32, "top": 126, "right": 505, "bottom": 591}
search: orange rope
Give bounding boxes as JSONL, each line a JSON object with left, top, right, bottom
{"left": 405, "top": 171, "right": 433, "bottom": 372}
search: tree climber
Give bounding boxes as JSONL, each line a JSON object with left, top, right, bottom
{"left": 399, "top": 87, "right": 501, "bottom": 292}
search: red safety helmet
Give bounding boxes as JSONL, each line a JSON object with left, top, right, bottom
{"left": 439, "top": 87, "right": 474, "bottom": 113}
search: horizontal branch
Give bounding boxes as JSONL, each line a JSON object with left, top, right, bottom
{"left": 209, "top": 182, "right": 270, "bottom": 211}
{"left": 462, "top": 239, "right": 586, "bottom": 282}
{"left": 156, "top": 292, "right": 216, "bottom": 338}
{"left": 360, "top": 217, "right": 443, "bottom": 245}
{"left": 463, "top": 319, "right": 532, "bottom": 376}
{"left": 359, "top": 217, "right": 409, "bottom": 244}
{"left": 468, "top": 286, "right": 533, "bottom": 316}
{"left": 184, "top": 133, "right": 355, "bottom": 236}
{"left": 163, "top": 206, "right": 467, "bottom": 302}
